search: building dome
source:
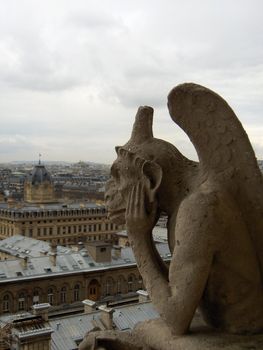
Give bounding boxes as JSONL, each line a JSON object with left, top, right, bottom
{"left": 29, "top": 164, "right": 52, "bottom": 185}
{"left": 24, "top": 162, "right": 56, "bottom": 203}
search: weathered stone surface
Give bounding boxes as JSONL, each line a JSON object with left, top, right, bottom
{"left": 80, "top": 317, "right": 263, "bottom": 350}
{"left": 80, "top": 83, "right": 263, "bottom": 349}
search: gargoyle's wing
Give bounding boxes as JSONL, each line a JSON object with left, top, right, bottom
{"left": 168, "top": 83, "right": 263, "bottom": 281}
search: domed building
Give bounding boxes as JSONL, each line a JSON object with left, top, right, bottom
{"left": 0, "top": 160, "right": 119, "bottom": 248}
{"left": 24, "top": 161, "right": 56, "bottom": 203}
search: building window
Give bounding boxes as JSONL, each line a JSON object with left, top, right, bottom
{"left": 18, "top": 293, "right": 25, "bottom": 311}
{"left": 33, "top": 290, "right": 39, "bottom": 305}
{"left": 60, "top": 287, "right": 66, "bottom": 303}
{"left": 117, "top": 279, "right": 121, "bottom": 294}
{"left": 105, "top": 278, "right": 114, "bottom": 296}
{"left": 74, "top": 284, "right": 80, "bottom": 302}
{"left": 3, "top": 294, "right": 10, "bottom": 313}
{"left": 128, "top": 275, "right": 135, "bottom": 292}
{"left": 47, "top": 288, "right": 54, "bottom": 305}
{"left": 116, "top": 276, "right": 125, "bottom": 294}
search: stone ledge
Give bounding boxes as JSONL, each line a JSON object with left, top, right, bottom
{"left": 134, "top": 318, "right": 263, "bottom": 350}
{"left": 79, "top": 318, "right": 263, "bottom": 350}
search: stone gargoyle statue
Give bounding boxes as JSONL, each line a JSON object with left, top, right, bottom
{"left": 80, "top": 83, "right": 263, "bottom": 350}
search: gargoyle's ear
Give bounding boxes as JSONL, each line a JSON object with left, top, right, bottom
{"left": 142, "top": 161, "right": 162, "bottom": 203}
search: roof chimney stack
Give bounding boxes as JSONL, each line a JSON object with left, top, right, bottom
{"left": 32, "top": 303, "right": 51, "bottom": 321}
{"left": 99, "top": 305, "right": 114, "bottom": 330}
{"left": 21, "top": 256, "right": 28, "bottom": 269}
{"left": 137, "top": 290, "right": 150, "bottom": 303}
{"left": 82, "top": 299, "right": 97, "bottom": 314}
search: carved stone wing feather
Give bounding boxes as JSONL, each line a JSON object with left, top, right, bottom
{"left": 168, "top": 83, "right": 263, "bottom": 282}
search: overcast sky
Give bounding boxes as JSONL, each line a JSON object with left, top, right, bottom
{"left": 0, "top": 0, "right": 262, "bottom": 163}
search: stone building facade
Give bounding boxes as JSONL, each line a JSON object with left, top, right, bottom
{"left": 0, "top": 265, "right": 141, "bottom": 316}
{"left": 0, "top": 203, "right": 118, "bottom": 245}
{"left": 0, "top": 162, "right": 118, "bottom": 246}
{"left": 0, "top": 234, "right": 163, "bottom": 316}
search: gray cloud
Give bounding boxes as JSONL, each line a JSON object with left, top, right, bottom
{"left": 0, "top": 0, "right": 262, "bottom": 162}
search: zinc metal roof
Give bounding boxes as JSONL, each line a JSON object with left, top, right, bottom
{"left": 0, "top": 235, "right": 71, "bottom": 258}
{"left": 49, "top": 312, "right": 101, "bottom": 350}
{"left": 0, "top": 235, "right": 170, "bottom": 283}
{"left": 113, "top": 302, "right": 159, "bottom": 330}
{"left": 49, "top": 301, "right": 158, "bottom": 350}
{"left": 0, "top": 202, "right": 105, "bottom": 212}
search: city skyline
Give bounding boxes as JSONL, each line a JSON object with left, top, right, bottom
{"left": 0, "top": 0, "right": 263, "bottom": 163}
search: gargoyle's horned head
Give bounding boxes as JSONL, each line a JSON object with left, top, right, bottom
{"left": 128, "top": 106, "right": 154, "bottom": 146}
{"left": 105, "top": 105, "right": 186, "bottom": 225}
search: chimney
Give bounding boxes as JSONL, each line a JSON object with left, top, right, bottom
{"left": 49, "top": 241, "right": 57, "bottom": 266}
{"left": 32, "top": 303, "right": 51, "bottom": 321}
{"left": 77, "top": 241, "right": 84, "bottom": 251}
{"left": 50, "top": 240, "right": 57, "bottom": 254}
{"left": 72, "top": 241, "right": 84, "bottom": 252}
{"left": 82, "top": 299, "right": 97, "bottom": 314}
{"left": 21, "top": 256, "right": 28, "bottom": 269}
{"left": 137, "top": 290, "right": 150, "bottom": 303}
{"left": 98, "top": 305, "right": 114, "bottom": 330}
{"left": 86, "top": 242, "right": 111, "bottom": 263}
{"left": 49, "top": 252, "right": 57, "bottom": 266}
{"left": 113, "top": 245, "right": 121, "bottom": 259}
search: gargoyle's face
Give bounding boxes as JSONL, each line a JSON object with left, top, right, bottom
{"left": 105, "top": 154, "right": 140, "bottom": 225}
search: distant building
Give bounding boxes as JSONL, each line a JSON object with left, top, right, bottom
{"left": 0, "top": 162, "right": 117, "bottom": 246}
{"left": 0, "top": 235, "right": 170, "bottom": 317}
{"left": 0, "top": 294, "right": 163, "bottom": 350}
{"left": 24, "top": 161, "right": 56, "bottom": 204}
{"left": 0, "top": 236, "right": 168, "bottom": 317}
{"left": 0, "top": 201, "right": 118, "bottom": 245}
{"left": 0, "top": 304, "right": 53, "bottom": 350}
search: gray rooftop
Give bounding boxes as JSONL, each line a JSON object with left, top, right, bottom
{"left": 0, "top": 201, "right": 105, "bottom": 213}
{"left": 0, "top": 301, "right": 159, "bottom": 350}
{"left": 49, "top": 301, "right": 159, "bottom": 350}
{"left": 27, "top": 164, "right": 52, "bottom": 185}
{"left": 0, "top": 235, "right": 72, "bottom": 259}
{"left": 0, "top": 236, "right": 171, "bottom": 283}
